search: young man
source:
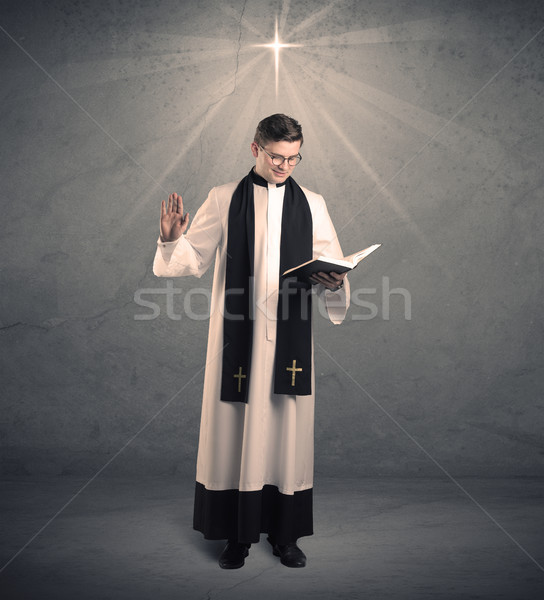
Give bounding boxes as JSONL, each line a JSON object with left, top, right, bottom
{"left": 153, "top": 114, "right": 349, "bottom": 569}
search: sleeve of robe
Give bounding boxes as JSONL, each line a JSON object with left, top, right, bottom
{"left": 152, "top": 188, "right": 223, "bottom": 278}
{"left": 311, "top": 194, "right": 351, "bottom": 325}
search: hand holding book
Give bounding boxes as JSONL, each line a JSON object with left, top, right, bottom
{"left": 309, "top": 270, "right": 346, "bottom": 290}
{"left": 282, "top": 244, "right": 382, "bottom": 286}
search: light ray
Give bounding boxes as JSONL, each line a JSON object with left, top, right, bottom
{"left": 220, "top": 59, "right": 277, "bottom": 170}
{"left": 287, "top": 49, "right": 506, "bottom": 172}
{"left": 283, "top": 0, "right": 343, "bottom": 41}
{"left": 277, "top": 0, "right": 291, "bottom": 39}
{"left": 295, "top": 14, "right": 499, "bottom": 46}
{"left": 111, "top": 52, "right": 271, "bottom": 241}
{"left": 254, "top": 18, "right": 301, "bottom": 98}
{"left": 281, "top": 51, "right": 449, "bottom": 271}
{"left": 44, "top": 47, "right": 242, "bottom": 90}
{"left": 316, "top": 104, "right": 447, "bottom": 271}
{"left": 218, "top": 3, "right": 269, "bottom": 39}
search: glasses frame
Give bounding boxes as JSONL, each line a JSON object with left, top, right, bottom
{"left": 259, "top": 145, "right": 302, "bottom": 167}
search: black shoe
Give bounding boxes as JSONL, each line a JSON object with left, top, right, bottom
{"left": 267, "top": 537, "right": 306, "bottom": 568}
{"left": 218, "top": 541, "right": 250, "bottom": 569}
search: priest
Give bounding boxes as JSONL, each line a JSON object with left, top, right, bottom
{"left": 153, "top": 114, "right": 350, "bottom": 569}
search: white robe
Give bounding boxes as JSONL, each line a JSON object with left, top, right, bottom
{"left": 153, "top": 178, "right": 349, "bottom": 499}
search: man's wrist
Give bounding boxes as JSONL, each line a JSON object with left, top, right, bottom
{"left": 159, "top": 235, "right": 181, "bottom": 244}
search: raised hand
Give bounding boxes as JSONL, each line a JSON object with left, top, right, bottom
{"left": 160, "top": 193, "right": 190, "bottom": 242}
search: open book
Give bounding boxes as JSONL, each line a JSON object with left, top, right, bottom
{"left": 282, "top": 244, "right": 381, "bottom": 284}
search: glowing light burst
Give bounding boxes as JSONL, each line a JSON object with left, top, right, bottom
{"left": 255, "top": 20, "right": 302, "bottom": 98}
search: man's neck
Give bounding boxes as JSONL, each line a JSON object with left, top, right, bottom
{"left": 252, "top": 166, "right": 288, "bottom": 187}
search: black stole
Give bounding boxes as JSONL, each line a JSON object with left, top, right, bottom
{"left": 220, "top": 168, "right": 313, "bottom": 403}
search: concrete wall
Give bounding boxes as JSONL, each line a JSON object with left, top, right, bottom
{"left": 1, "top": 0, "right": 543, "bottom": 478}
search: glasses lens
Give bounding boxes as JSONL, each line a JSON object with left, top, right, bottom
{"left": 265, "top": 150, "right": 301, "bottom": 166}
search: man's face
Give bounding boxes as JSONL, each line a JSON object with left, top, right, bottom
{"left": 251, "top": 139, "right": 301, "bottom": 184}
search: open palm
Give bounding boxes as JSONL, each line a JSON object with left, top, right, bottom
{"left": 160, "top": 193, "right": 190, "bottom": 242}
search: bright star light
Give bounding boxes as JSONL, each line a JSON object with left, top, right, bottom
{"left": 256, "top": 20, "right": 301, "bottom": 97}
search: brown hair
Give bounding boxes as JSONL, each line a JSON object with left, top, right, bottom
{"left": 254, "top": 113, "right": 303, "bottom": 147}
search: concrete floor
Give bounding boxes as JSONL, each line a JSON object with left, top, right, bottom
{"left": 1, "top": 476, "right": 543, "bottom": 599}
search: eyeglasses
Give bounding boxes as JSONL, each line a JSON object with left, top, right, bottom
{"left": 260, "top": 146, "right": 302, "bottom": 167}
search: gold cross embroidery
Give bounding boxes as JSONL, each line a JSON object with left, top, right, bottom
{"left": 286, "top": 360, "right": 302, "bottom": 386}
{"left": 233, "top": 366, "right": 246, "bottom": 393}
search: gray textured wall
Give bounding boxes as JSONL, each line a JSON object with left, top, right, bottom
{"left": 1, "top": 0, "right": 543, "bottom": 478}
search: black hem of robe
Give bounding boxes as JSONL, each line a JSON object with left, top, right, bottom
{"left": 193, "top": 482, "right": 313, "bottom": 545}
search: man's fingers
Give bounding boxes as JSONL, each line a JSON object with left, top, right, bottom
{"left": 168, "top": 193, "right": 177, "bottom": 214}
{"left": 311, "top": 273, "right": 328, "bottom": 286}
{"left": 163, "top": 193, "right": 187, "bottom": 234}
{"left": 173, "top": 193, "right": 183, "bottom": 215}
{"left": 311, "top": 271, "right": 346, "bottom": 290}
{"left": 317, "top": 271, "right": 335, "bottom": 283}
{"left": 321, "top": 271, "right": 346, "bottom": 282}
{"left": 329, "top": 271, "right": 346, "bottom": 282}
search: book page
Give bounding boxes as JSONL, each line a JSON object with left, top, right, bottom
{"left": 346, "top": 244, "right": 382, "bottom": 265}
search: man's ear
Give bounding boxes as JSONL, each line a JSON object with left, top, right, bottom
{"left": 250, "top": 142, "right": 259, "bottom": 158}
